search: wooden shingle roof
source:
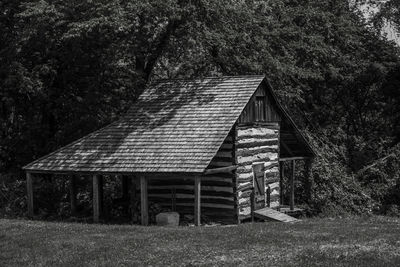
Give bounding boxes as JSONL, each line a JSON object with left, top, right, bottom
{"left": 24, "top": 76, "right": 265, "bottom": 173}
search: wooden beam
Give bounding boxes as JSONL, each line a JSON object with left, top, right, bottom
{"left": 27, "top": 170, "right": 204, "bottom": 177}
{"left": 290, "top": 160, "right": 295, "bottom": 211}
{"left": 140, "top": 176, "right": 148, "bottom": 226}
{"left": 69, "top": 175, "right": 77, "bottom": 216}
{"left": 204, "top": 165, "right": 237, "bottom": 175}
{"left": 194, "top": 176, "right": 201, "bottom": 226}
{"left": 93, "top": 174, "right": 101, "bottom": 223}
{"left": 26, "top": 172, "right": 34, "bottom": 218}
{"left": 279, "top": 156, "right": 310, "bottom": 162}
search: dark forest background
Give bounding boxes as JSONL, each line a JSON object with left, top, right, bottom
{"left": 1, "top": 0, "right": 400, "bottom": 220}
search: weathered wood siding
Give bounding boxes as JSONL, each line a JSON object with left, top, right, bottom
{"left": 147, "top": 131, "right": 236, "bottom": 224}
{"left": 235, "top": 124, "right": 280, "bottom": 219}
{"left": 238, "top": 85, "right": 281, "bottom": 124}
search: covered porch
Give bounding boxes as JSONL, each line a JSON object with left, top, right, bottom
{"left": 277, "top": 156, "right": 313, "bottom": 216}
{"left": 249, "top": 155, "right": 313, "bottom": 222}
{"left": 25, "top": 167, "right": 234, "bottom": 226}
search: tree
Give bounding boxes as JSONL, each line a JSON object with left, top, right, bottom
{"left": 1, "top": 0, "right": 400, "bottom": 216}
{"left": 373, "top": 0, "right": 400, "bottom": 33}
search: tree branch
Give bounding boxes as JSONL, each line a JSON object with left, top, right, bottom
{"left": 143, "top": 18, "right": 183, "bottom": 81}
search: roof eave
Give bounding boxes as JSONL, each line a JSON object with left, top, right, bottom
{"left": 262, "top": 78, "right": 317, "bottom": 158}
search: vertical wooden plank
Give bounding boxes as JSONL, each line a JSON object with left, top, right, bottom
{"left": 26, "top": 172, "right": 34, "bottom": 218}
{"left": 194, "top": 176, "right": 201, "bottom": 226}
{"left": 69, "top": 175, "right": 77, "bottom": 216}
{"left": 140, "top": 176, "right": 148, "bottom": 226}
{"left": 250, "top": 99, "right": 255, "bottom": 121}
{"left": 93, "top": 174, "right": 100, "bottom": 223}
{"left": 290, "top": 160, "right": 295, "bottom": 211}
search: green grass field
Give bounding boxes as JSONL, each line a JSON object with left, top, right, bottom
{"left": 1, "top": 216, "right": 400, "bottom": 266}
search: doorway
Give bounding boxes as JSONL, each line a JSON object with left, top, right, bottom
{"left": 252, "top": 163, "right": 265, "bottom": 210}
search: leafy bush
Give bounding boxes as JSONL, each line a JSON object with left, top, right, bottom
{"left": 0, "top": 174, "right": 27, "bottom": 218}
{"left": 310, "top": 157, "right": 375, "bottom": 215}
{"left": 356, "top": 144, "right": 400, "bottom": 215}
{"left": 297, "top": 133, "right": 375, "bottom": 216}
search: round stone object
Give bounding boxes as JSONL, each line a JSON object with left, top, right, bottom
{"left": 156, "top": 212, "right": 180, "bottom": 226}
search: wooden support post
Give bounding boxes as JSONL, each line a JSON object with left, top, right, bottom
{"left": 140, "top": 176, "right": 148, "bottom": 226}
{"left": 69, "top": 175, "right": 77, "bottom": 216}
{"left": 290, "top": 160, "right": 295, "bottom": 211}
{"left": 279, "top": 161, "right": 284, "bottom": 206}
{"left": 250, "top": 189, "right": 255, "bottom": 222}
{"left": 26, "top": 172, "right": 34, "bottom": 218}
{"left": 194, "top": 176, "right": 201, "bottom": 226}
{"left": 171, "top": 188, "right": 176, "bottom": 212}
{"left": 93, "top": 174, "right": 101, "bottom": 223}
{"left": 266, "top": 186, "right": 271, "bottom": 208}
{"left": 304, "top": 159, "right": 313, "bottom": 204}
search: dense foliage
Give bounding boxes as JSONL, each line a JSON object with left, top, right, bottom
{"left": 1, "top": 0, "right": 399, "bottom": 219}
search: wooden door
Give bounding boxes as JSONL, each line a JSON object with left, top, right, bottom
{"left": 252, "top": 163, "right": 265, "bottom": 210}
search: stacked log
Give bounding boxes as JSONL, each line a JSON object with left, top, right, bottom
{"left": 235, "top": 124, "right": 280, "bottom": 220}
{"left": 147, "top": 131, "right": 237, "bottom": 224}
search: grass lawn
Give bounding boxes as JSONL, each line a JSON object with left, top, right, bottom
{"left": 0, "top": 216, "right": 400, "bottom": 266}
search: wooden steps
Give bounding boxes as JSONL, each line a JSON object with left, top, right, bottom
{"left": 254, "top": 207, "right": 299, "bottom": 223}
{"left": 278, "top": 207, "right": 304, "bottom": 217}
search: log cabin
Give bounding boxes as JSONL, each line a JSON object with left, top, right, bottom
{"left": 23, "top": 75, "right": 315, "bottom": 225}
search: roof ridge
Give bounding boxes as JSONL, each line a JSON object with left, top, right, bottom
{"left": 152, "top": 75, "right": 265, "bottom": 83}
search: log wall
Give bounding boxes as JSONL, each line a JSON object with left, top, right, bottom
{"left": 147, "top": 131, "right": 236, "bottom": 224}
{"left": 235, "top": 123, "right": 280, "bottom": 219}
